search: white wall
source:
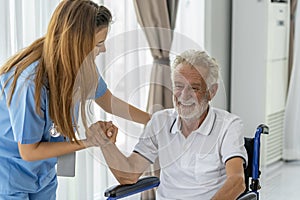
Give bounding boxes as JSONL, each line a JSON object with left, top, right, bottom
{"left": 205, "top": 0, "right": 232, "bottom": 110}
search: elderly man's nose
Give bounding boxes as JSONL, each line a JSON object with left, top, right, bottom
{"left": 182, "top": 86, "right": 192, "bottom": 94}
{"left": 180, "top": 87, "right": 193, "bottom": 98}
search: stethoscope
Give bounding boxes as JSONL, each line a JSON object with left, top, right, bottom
{"left": 49, "top": 122, "right": 79, "bottom": 137}
{"left": 44, "top": 78, "right": 81, "bottom": 139}
{"left": 44, "top": 81, "right": 61, "bottom": 137}
{"left": 49, "top": 123, "right": 61, "bottom": 137}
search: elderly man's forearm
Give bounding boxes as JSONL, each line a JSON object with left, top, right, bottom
{"left": 100, "top": 143, "right": 149, "bottom": 184}
{"left": 211, "top": 175, "right": 245, "bottom": 200}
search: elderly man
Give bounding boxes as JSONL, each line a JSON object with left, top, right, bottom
{"left": 99, "top": 50, "right": 247, "bottom": 200}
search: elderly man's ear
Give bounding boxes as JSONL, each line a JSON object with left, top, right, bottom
{"left": 208, "top": 84, "right": 218, "bottom": 101}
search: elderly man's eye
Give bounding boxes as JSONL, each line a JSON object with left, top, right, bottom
{"left": 175, "top": 85, "right": 184, "bottom": 90}
{"left": 192, "top": 87, "right": 201, "bottom": 91}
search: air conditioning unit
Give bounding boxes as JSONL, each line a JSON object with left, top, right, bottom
{"left": 231, "top": 0, "right": 290, "bottom": 165}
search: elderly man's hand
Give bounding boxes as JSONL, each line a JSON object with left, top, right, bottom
{"left": 83, "top": 121, "right": 118, "bottom": 148}
{"left": 99, "top": 121, "right": 118, "bottom": 143}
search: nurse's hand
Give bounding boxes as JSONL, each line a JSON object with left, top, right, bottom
{"left": 83, "top": 121, "right": 118, "bottom": 147}
{"left": 99, "top": 121, "right": 118, "bottom": 143}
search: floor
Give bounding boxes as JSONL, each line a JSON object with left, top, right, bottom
{"left": 259, "top": 160, "right": 300, "bottom": 200}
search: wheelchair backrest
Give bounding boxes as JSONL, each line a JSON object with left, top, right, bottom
{"left": 244, "top": 137, "right": 254, "bottom": 192}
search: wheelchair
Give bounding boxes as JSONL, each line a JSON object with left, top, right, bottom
{"left": 104, "top": 124, "right": 269, "bottom": 200}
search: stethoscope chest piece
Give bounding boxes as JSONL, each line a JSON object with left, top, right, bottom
{"left": 49, "top": 123, "right": 61, "bottom": 137}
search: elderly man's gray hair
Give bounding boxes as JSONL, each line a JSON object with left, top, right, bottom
{"left": 171, "top": 50, "right": 219, "bottom": 87}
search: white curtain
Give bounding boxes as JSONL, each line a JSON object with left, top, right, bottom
{"left": 283, "top": 2, "right": 300, "bottom": 160}
{"left": 0, "top": 0, "right": 60, "bottom": 65}
{"left": 173, "top": 0, "right": 205, "bottom": 52}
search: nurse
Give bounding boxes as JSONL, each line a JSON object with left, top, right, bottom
{"left": 0, "top": 0, "right": 150, "bottom": 199}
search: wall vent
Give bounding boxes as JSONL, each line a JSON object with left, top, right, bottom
{"left": 261, "top": 110, "right": 284, "bottom": 165}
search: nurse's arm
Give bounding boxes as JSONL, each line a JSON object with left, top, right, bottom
{"left": 211, "top": 157, "right": 246, "bottom": 200}
{"left": 18, "top": 140, "right": 86, "bottom": 161}
{"left": 95, "top": 89, "right": 150, "bottom": 125}
{"left": 100, "top": 143, "right": 151, "bottom": 185}
{"left": 18, "top": 121, "right": 117, "bottom": 161}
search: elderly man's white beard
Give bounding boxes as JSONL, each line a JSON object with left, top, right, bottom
{"left": 174, "top": 96, "right": 208, "bottom": 120}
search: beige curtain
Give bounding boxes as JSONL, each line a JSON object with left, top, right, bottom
{"left": 133, "top": 0, "right": 178, "bottom": 199}
{"left": 288, "top": 0, "right": 298, "bottom": 83}
{"left": 283, "top": 0, "right": 300, "bottom": 160}
{"left": 133, "top": 0, "right": 178, "bottom": 113}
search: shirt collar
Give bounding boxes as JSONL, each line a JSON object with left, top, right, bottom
{"left": 170, "top": 106, "right": 216, "bottom": 136}
{"left": 194, "top": 106, "right": 216, "bottom": 136}
{"left": 170, "top": 113, "right": 181, "bottom": 134}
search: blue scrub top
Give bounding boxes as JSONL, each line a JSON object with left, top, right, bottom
{"left": 0, "top": 61, "right": 107, "bottom": 194}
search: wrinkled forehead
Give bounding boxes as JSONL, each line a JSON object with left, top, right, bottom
{"left": 174, "top": 63, "right": 209, "bottom": 84}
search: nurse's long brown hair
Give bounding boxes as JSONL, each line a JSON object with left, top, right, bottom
{"left": 0, "top": 0, "right": 112, "bottom": 143}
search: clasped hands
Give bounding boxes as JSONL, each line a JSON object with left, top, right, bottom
{"left": 82, "top": 121, "right": 118, "bottom": 148}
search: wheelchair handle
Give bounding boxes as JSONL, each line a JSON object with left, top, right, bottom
{"left": 257, "top": 124, "right": 269, "bottom": 135}
{"left": 252, "top": 124, "right": 269, "bottom": 180}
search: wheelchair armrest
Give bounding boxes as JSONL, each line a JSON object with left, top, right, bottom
{"left": 237, "top": 192, "right": 257, "bottom": 200}
{"left": 104, "top": 176, "right": 160, "bottom": 199}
